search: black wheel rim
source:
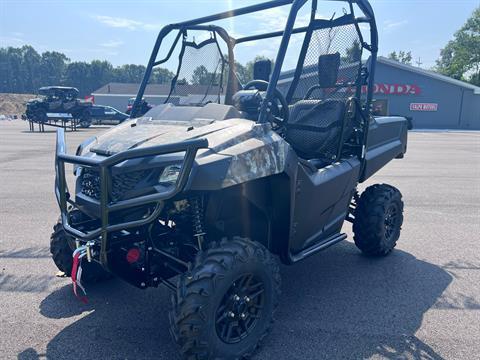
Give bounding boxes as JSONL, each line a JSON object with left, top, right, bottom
{"left": 384, "top": 203, "right": 399, "bottom": 242}
{"left": 215, "top": 274, "right": 265, "bottom": 344}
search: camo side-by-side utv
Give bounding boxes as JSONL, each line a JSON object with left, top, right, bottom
{"left": 25, "top": 86, "right": 93, "bottom": 127}
{"left": 51, "top": 1, "right": 408, "bottom": 358}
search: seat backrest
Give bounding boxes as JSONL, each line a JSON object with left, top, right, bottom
{"left": 288, "top": 99, "right": 323, "bottom": 123}
{"left": 286, "top": 99, "right": 348, "bottom": 160}
{"left": 63, "top": 101, "right": 76, "bottom": 110}
{"left": 282, "top": 23, "right": 363, "bottom": 162}
{"left": 48, "top": 100, "right": 62, "bottom": 110}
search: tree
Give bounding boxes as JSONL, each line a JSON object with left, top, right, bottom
{"left": 151, "top": 67, "right": 175, "bottom": 84}
{"left": 436, "top": 7, "right": 480, "bottom": 86}
{"left": 4, "top": 47, "right": 25, "bottom": 92}
{"left": 113, "top": 64, "right": 146, "bottom": 83}
{"left": 191, "top": 65, "right": 219, "bottom": 85}
{"left": 63, "top": 61, "right": 91, "bottom": 95}
{"left": 20, "top": 46, "right": 42, "bottom": 92}
{"left": 0, "top": 48, "right": 8, "bottom": 92}
{"left": 88, "top": 60, "right": 114, "bottom": 94}
{"left": 388, "top": 50, "right": 413, "bottom": 65}
{"left": 40, "top": 51, "right": 69, "bottom": 86}
{"left": 0, "top": 44, "right": 278, "bottom": 95}
{"left": 345, "top": 40, "right": 362, "bottom": 62}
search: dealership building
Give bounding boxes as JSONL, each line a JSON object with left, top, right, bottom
{"left": 368, "top": 57, "right": 480, "bottom": 130}
{"left": 92, "top": 56, "right": 480, "bottom": 130}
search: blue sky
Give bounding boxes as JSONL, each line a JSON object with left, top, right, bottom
{"left": 1, "top": 0, "right": 478, "bottom": 70}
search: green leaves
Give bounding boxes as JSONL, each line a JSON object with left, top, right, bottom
{"left": 436, "top": 7, "right": 480, "bottom": 86}
{"left": 387, "top": 50, "right": 413, "bottom": 65}
{"left": 0, "top": 45, "right": 175, "bottom": 95}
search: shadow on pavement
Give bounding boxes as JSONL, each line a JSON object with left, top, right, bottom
{"left": 20, "top": 242, "right": 452, "bottom": 360}
{"left": 0, "top": 246, "right": 50, "bottom": 259}
{"left": 20, "top": 125, "right": 109, "bottom": 134}
{"left": 0, "top": 273, "right": 53, "bottom": 293}
{"left": 20, "top": 130, "right": 59, "bottom": 134}
{"left": 22, "top": 278, "right": 180, "bottom": 360}
{"left": 260, "top": 242, "right": 452, "bottom": 360}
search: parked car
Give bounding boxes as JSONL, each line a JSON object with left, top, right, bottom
{"left": 86, "top": 105, "right": 129, "bottom": 127}
{"left": 126, "top": 97, "right": 153, "bottom": 116}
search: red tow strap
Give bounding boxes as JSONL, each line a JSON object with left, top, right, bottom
{"left": 71, "top": 248, "right": 88, "bottom": 304}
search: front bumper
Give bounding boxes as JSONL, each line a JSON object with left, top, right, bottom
{"left": 54, "top": 128, "right": 208, "bottom": 267}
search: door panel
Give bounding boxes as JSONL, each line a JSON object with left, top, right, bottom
{"left": 289, "top": 158, "right": 360, "bottom": 253}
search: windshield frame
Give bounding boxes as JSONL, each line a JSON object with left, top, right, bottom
{"left": 132, "top": 0, "right": 378, "bottom": 122}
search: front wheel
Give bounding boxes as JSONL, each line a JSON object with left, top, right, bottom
{"left": 79, "top": 112, "right": 91, "bottom": 128}
{"left": 353, "top": 184, "right": 404, "bottom": 256}
{"left": 169, "top": 237, "right": 281, "bottom": 360}
{"left": 34, "top": 109, "right": 47, "bottom": 123}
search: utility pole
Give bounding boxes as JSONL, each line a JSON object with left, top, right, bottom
{"left": 416, "top": 57, "right": 423, "bottom": 68}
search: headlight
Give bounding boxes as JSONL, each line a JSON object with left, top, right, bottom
{"left": 159, "top": 164, "right": 182, "bottom": 185}
{"left": 74, "top": 137, "right": 96, "bottom": 175}
{"left": 76, "top": 136, "right": 96, "bottom": 156}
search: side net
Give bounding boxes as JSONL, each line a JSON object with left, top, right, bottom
{"left": 290, "top": 23, "right": 363, "bottom": 104}
{"left": 284, "top": 22, "right": 364, "bottom": 161}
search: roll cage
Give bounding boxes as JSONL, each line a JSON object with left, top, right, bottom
{"left": 55, "top": 0, "right": 380, "bottom": 271}
{"left": 38, "top": 86, "right": 79, "bottom": 100}
{"left": 131, "top": 0, "right": 378, "bottom": 122}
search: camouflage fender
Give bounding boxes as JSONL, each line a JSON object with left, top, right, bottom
{"left": 221, "top": 124, "right": 289, "bottom": 187}
{"left": 190, "top": 121, "right": 291, "bottom": 190}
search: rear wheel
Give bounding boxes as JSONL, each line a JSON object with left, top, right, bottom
{"left": 353, "top": 184, "right": 404, "bottom": 256}
{"left": 79, "top": 111, "right": 91, "bottom": 128}
{"left": 50, "top": 213, "right": 111, "bottom": 283}
{"left": 169, "top": 237, "right": 281, "bottom": 360}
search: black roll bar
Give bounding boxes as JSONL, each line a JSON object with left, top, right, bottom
{"left": 132, "top": 0, "right": 378, "bottom": 121}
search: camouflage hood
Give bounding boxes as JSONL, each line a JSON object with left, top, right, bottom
{"left": 88, "top": 118, "right": 216, "bottom": 155}
{"left": 88, "top": 117, "right": 280, "bottom": 156}
{"left": 83, "top": 116, "right": 291, "bottom": 189}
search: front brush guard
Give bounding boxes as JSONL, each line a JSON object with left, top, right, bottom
{"left": 54, "top": 128, "right": 208, "bottom": 269}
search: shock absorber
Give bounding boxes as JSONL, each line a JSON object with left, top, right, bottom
{"left": 190, "top": 196, "right": 206, "bottom": 250}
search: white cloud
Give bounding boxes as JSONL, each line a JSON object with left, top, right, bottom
{"left": 232, "top": 7, "right": 313, "bottom": 67}
{"left": 252, "top": 7, "right": 311, "bottom": 33}
{"left": 0, "top": 36, "right": 26, "bottom": 46}
{"left": 94, "top": 15, "right": 141, "bottom": 30}
{"left": 142, "top": 23, "right": 162, "bottom": 31}
{"left": 359, "top": 23, "right": 370, "bottom": 31}
{"left": 383, "top": 20, "right": 408, "bottom": 32}
{"left": 100, "top": 40, "right": 124, "bottom": 48}
{"left": 92, "top": 15, "right": 161, "bottom": 31}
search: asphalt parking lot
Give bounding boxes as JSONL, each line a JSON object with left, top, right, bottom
{"left": 1, "top": 120, "right": 479, "bottom": 359}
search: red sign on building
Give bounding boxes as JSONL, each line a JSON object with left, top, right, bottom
{"left": 410, "top": 103, "right": 438, "bottom": 112}
{"left": 362, "top": 84, "right": 421, "bottom": 95}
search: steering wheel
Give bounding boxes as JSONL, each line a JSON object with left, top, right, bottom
{"left": 243, "top": 80, "right": 289, "bottom": 128}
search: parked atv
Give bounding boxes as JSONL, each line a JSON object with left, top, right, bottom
{"left": 25, "top": 86, "right": 93, "bottom": 127}
{"left": 51, "top": 1, "right": 408, "bottom": 359}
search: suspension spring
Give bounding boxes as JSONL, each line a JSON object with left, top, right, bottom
{"left": 190, "top": 196, "right": 206, "bottom": 250}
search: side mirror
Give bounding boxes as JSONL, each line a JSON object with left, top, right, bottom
{"left": 318, "top": 53, "right": 340, "bottom": 88}
{"left": 253, "top": 60, "right": 272, "bottom": 82}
